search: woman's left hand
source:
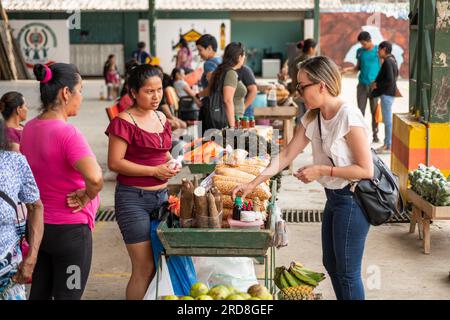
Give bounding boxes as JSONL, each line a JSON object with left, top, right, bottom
{"left": 294, "top": 165, "right": 325, "bottom": 184}
{"left": 12, "top": 257, "right": 36, "bottom": 284}
{"left": 67, "top": 189, "right": 91, "bottom": 213}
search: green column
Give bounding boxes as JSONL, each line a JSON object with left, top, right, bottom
{"left": 314, "top": 0, "right": 320, "bottom": 43}
{"left": 148, "top": 0, "right": 156, "bottom": 55}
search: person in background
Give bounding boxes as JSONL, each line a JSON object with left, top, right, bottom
{"left": 0, "top": 91, "right": 28, "bottom": 152}
{"left": 132, "top": 42, "right": 152, "bottom": 65}
{"left": 103, "top": 54, "right": 121, "bottom": 101}
{"left": 289, "top": 39, "right": 318, "bottom": 134}
{"left": 171, "top": 68, "right": 202, "bottom": 107}
{"left": 118, "top": 59, "right": 140, "bottom": 113}
{"left": 0, "top": 118, "right": 44, "bottom": 300}
{"left": 196, "top": 34, "right": 222, "bottom": 93}
{"left": 22, "top": 63, "right": 104, "bottom": 300}
{"left": 233, "top": 56, "right": 373, "bottom": 300}
{"left": 371, "top": 41, "right": 399, "bottom": 154}
{"left": 237, "top": 65, "right": 258, "bottom": 118}
{"left": 175, "top": 36, "right": 193, "bottom": 73}
{"left": 342, "top": 31, "right": 380, "bottom": 143}
{"left": 155, "top": 66, "right": 187, "bottom": 130}
{"left": 208, "top": 42, "right": 247, "bottom": 127}
{"left": 106, "top": 64, "right": 180, "bottom": 300}
{"left": 289, "top": 39, "right": 318, "bottom": 95}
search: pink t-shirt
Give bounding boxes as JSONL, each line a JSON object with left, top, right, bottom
{"left": 20, "top": 118, "right": 100, "bottom": 229}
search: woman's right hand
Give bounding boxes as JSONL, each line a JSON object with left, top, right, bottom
{"left": 231, "top": 182, "right": 256, "bottom": 200}
{"left": 153, "top": 164, "right": 180, "bottom": 180}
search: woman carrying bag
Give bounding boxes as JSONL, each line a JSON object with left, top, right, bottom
{"left": 370, "top": 41, "right": 399, "bottom": 154}
{"left": 202, "top": 42, "right": 247, "bottom": 132}
{"left": 233, "top": 56, "right": 374, "bottom": 300}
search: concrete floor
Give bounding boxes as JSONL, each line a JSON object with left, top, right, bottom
{"left": 2, "top": 77, "right": 449, "bottom": 300}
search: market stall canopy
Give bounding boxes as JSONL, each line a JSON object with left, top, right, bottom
{"left": 1, "top": 0, "right": 342, "bottom": 12}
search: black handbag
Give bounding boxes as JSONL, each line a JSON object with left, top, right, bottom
{"left": 317, "top": 114, "right": 404, "bottom": 226}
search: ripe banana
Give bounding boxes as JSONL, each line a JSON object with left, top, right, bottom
{"left": 291, "top": 261, "right": 304, "bottom": 269}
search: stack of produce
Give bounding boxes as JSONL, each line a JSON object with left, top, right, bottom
{"left": 183, "top": 138, "right": 225, "bottom": 164}
{"left": 179, "top": 177, "right": 224, "bottom": 228}
{"left": 163, "top": 283, "right": 272, "bottom": 300}
{"left": 211, "top": 154, "right": 271, "bottom": 227}
{"left": 408, "top": 164, "right": 450, "bottom": 206}
{"left": 274, "top": 261, "right": 325, "bottom": 300}
{"left": 221, "top": 129, "right": 277, "bottom": 158}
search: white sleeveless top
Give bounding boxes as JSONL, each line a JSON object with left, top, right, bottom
{"left": 301, "top": 104, "right": 371, "bottom": 190}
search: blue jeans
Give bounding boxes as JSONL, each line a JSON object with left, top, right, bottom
{"left": 380, "top": 95, "right": 394, "bottom": 149}
{"left": 243, "top": 104, "right": 254, "bottom": 118}
{"left": 322, "top": 186, "right": 370, "bottom": 300}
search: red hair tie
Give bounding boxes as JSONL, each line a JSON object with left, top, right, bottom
{"left": 41, "top": 65, "right": 53, "bottom": 84}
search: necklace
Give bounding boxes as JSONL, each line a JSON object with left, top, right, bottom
{"left": 154, "top": 111, "right": 164, "bottom": 148}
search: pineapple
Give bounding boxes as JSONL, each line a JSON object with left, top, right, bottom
{"left": 281, "top": 285, "right": 315, "bottom": 300}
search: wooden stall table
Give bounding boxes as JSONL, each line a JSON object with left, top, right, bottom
{"left": 253, "top": 106, "right": 297, "bottom": 173}
{"left": 408, "top": 188, "right": 450, "bottom": 254}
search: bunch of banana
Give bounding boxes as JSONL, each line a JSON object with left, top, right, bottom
{"left": 274, "top": 261, "right": 326, "bottom": 300}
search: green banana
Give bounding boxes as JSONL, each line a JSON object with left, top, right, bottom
{"left": 282, "top": 270, "right": 302, "bottom": 287}
{"left": 279, "top": 272, "right": 290, "bottom": 289}
{"left": 292, "top": 265, "right": 326, "bottom": 283}
{"left": 289, "top": 267, "right": 318, "bottom": 287}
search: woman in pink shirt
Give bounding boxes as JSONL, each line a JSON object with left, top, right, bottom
{"left": 0, "top": 91, "right": 28, "bottom": 152}
{"left": 21, "top": 63, "right": 104, "bottom": 300}
{"left": 106, "top": 64, "right": 180, "bottom": 300}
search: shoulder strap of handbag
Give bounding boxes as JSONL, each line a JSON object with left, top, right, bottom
{"left": 317, "top": 112, "right": 336, "bottom": 166}
{"left": 0, "top": 190, "right": 19, "bottom": 222}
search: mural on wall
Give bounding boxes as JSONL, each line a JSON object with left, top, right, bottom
{"left": 320, "top": 13, "right": 409, "bottom": 79}
{"left": 436, "top": 0, "right": 450, "bottom": 30}
{"left": 155, "top": 19, "right": 231, "bottom": 74}
{"left": 9, "top": 20, "right": 70, "bottom": 76}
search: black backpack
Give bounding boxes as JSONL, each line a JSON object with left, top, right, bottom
{"left": 202, "top": 73, "right": 228, "bottom": 133}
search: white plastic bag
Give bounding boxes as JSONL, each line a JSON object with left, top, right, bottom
{"left": 193, "top": 257, "right": 258, "bottom": 293}
{"left": 272, "top": 204, "right": 288, "bottom": 248}
{"left": 143, "top": 255, "right": 174, "bottom": 300}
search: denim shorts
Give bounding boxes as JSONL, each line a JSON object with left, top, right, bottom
{"left": 114, "top": 184, "right": 168, "bottom": 244}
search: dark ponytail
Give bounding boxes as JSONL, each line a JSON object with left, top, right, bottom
{"left": 33, "top": 63, "right": 81, "bottom": 112}
{"left": 297, "top": 38, "right": 317, "bottom": 54}
{"left": 0, "top": 91, "right": 25, "bottom": 120}
{"left": 210, "top": 42, "right": 245, "bottom": 92}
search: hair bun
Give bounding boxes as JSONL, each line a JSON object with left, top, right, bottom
{"left": 33, "top": 64, "right": 47, "bottom": 82}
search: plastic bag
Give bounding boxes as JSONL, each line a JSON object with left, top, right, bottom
{"left": 143, "top": 255, "right": 174, "bottom": 300}
{"left": 150, "top": 220, "right": 197, "bottom": 296}
{"left": 272, "top": 204, "right": 288, "bottom": 248}
{"left": 375, "top": 101, "right": 383, "bottom": 123}
{"left": 193, "top": 257, "right": 258, "bottom": 293}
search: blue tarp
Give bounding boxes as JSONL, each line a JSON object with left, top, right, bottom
{"left": 150, "top": 220, "right": 197, "bottom": 296}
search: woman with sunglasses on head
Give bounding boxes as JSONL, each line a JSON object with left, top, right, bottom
{"left": 21, "top": 63, "right": 104, "bottom": 300}
{"left": 106, "top": 64, "right": 180, "bottom": 300}
{"left": 233, "top": 56, "right": 373, "bottom": 300}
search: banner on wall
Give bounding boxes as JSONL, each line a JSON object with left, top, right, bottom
{"left": 156, "top": 19, "right": 231, "bottom": 74}
{"left": 9, "top": 20, "right": 70, "bottom": 76}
